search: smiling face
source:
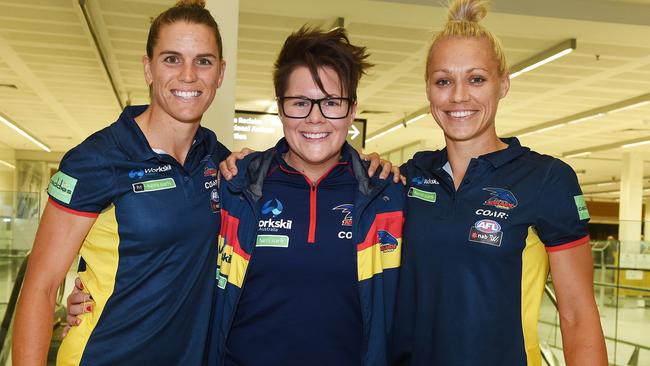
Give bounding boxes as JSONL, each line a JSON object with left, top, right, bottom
{"left": 143, "top": 21, "right": 225, "bottom": 124}
{"left": 426, "top": 37, "right": 509, "bottom": 146}
{"left": 280, "top": 66, "right": 355, "bottom": 177}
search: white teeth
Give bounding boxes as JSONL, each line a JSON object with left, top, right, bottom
{"left": 172, "top": 90, "right": 201, "bottom": 98}
{"left": 448, "top": 110, "right": 475, "bottom": 118}
{"left": 302, "top": 132, "right": 329, "bottom": 139}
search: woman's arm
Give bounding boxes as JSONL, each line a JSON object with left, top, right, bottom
{"left": 12, "top": 202, "right": 96, "bottom": 366}
{"left": 549, "top": 243, "right": 607, "bottom": 366}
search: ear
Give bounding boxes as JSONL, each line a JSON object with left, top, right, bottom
{"left": 143, "top": 55, "right": 153, "bottom": 86}
{"left": 216, "top": 59, "right": 226, "bottom": 89}
{"left": 348, "top": 101, "right": 357, "bottom": 127}
{"left": 499, "top": 73, "right": 510, "bottom": 99}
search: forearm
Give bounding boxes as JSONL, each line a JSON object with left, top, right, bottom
{"left": 559, "top": 303, "right": 607, "bottom": 365}
{"left": 13, "top": 277, "right": 58, "bottom": 365}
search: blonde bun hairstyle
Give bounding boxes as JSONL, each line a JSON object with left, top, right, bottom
{"left": 146, "top": 0, "right": 222, "bottom": 59}
{"left": 174, "top": 0, "right": 206, "bottom": 7}
{"left": 425, "top": 0, "right": 508, "bottom": 79}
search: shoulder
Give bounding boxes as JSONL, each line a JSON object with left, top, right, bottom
{"left": 60, "top": 126, "right": 117, "bottom": 169}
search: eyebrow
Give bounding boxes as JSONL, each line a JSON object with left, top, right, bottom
{"left": 159, "top": 50, "right": 218, "bottom": 58}
{"left": 431, "top": 67, "right": 489, "bottom": 73}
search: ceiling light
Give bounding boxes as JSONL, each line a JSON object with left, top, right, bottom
{"left": 509, "top": 39, "right": 576, "bottom": 79}
{"left": 405, "top": 114, "right": 426, "bottom": 125}
{"left": 622, "top": 140, "right": 650, "bottom": 149}
{"left": 366, "top": 124, "right": 404, "bottom": 143}
{"left": 0, "top": 112, "right": 51, "bottom": 152}
{"left": 564, "top": 151, "right": 591, "bottom": 158}
{"left": 512, "top": 93, "right": 650, "bottom": 138}
{"left": 0, "top": 159, "right": 15, "bottom": 169}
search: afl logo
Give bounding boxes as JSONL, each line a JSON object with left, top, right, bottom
{"left": 474, "top": 219, "right": 501, "bottom": 234}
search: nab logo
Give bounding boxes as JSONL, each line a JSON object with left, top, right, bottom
{"left": 128, "top": 169, "right": 144, "bottom": 179}
{"left": 474, "top": 219, "right": 501, "bottom": 234}
{"left": 261, "top": 199, "right": 283, "bottom": 217}
{"left": 378, "top": 230, "right": 398, "bottom": 253}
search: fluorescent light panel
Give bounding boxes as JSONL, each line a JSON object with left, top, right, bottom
{"left": 0, "top": 113, "right": 51, "bottom": 152}
{"left": 622, "top": 140, "right": 650, "bottom": 149}
{"left": 509, "top": 39, "right": 576, "bottom": 79}
{"left": 0, "top": 159, "right": 15, "bottom": 169}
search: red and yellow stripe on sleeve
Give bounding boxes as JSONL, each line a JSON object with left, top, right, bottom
{"left": 217, "top": 210, "right": 250, "bottom": 288}
{"left": 357, "top": 211, "right": 404, "bottom": 281}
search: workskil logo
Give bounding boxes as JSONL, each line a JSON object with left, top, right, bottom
{"left": 259, "top": 198, "right": 292, "bottom": 232}
{"left": 378, "top": 230, "right": 399, "bottom": 253}
{"left": 128, "top": 164, "right": 172, "bottom": 179}
{"left": 332, "top": 204, "right": 354, "bottom": 226}
{"left": 261, "top": 198, "right": 283, "bottom": 217}
{"left": 411, "top": 176, "right": 439, "bottom": 186}
{"left": 483, "top": 188, "right": 518, "bottom": 210}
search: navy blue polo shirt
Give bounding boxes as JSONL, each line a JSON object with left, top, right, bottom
{"left": 49, "top": 105, "right": 230, "bottom": 365}
{"left": 225, "top": 146, "right": 363, "bottom": 366}
{"left": 391, "top": 138, "right": 590, "bottom": 366}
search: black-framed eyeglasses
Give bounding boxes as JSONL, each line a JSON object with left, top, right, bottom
{"left": 278, "top": 96, "right": 353, "bottom": 119}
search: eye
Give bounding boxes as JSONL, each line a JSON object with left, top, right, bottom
{"left": 323, "top": 98, "right": 342, "bottom": 107}
{"left": 435, "top": 79, "right": 451, "bottom": 87}
{"left": 290, "top": 99, "right": 310, "bottom": 107}
{"left": 196, "top": 58, "right": 213, "bottom": 66}
{"left": 163, "top": 55, "right": 180, "bottom": 64}
{"left": 470, "top": 76, "right": 486, "bottom": 84}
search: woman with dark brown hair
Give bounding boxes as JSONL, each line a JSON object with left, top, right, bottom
{"left": 13, "top": 1, "right": 229, "bottom": 364}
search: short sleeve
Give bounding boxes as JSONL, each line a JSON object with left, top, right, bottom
{"left": 47, "top": 143, "right": 115, "bottom": 216}
{"left": 214, "top": 140, "right": 231, "bottom": 163}
{"left": 535, "top": 159, "right": 590, "bottom": 251}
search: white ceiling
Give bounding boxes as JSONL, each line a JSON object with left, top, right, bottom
{"left": 1, "top": 0, "right": 650, "bottom": 200}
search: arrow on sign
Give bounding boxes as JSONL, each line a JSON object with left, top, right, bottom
{"left": 348, "top": 125, "right": 360, "bottom": 140}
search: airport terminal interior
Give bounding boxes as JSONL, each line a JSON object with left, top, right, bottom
{"left": 0, "top": 0, "right": 650, "bottom": 364}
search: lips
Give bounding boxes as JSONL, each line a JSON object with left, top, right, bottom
{"left": 171, "top": 89, "right": 202, "bottom": 99}
{"left": 447, "top": 110, "right": 477, "bottom": 118}
{"left": 301, "top": 132, "right": 330, "bottom": 140}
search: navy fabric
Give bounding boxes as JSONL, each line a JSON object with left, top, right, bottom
{"left": 208, "top": 139, "right": 405, "bottom": 366}
{"left": 51, "top": 105, "right": 230, "bottom": 365}
{"left": 391, "top": 138, "right": 589, "bottom": 366}
{"left": 225, "top": 147, "right": 363, "bottom": 366}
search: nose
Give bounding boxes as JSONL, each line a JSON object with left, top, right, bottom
{"left": 179, "top": 62, "right": 197, "bottom": 83}
{"left": 451, "top": 82, "right": 469, "bottom": 103}
{"left": 305, "top": 101, "right": 325, "bottom": 123}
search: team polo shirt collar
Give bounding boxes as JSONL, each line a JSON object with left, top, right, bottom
{"left": 414, "top": 137, "right": 530, "bottom": 173}
{"left": 110, "top": 105, "right": 209, "bottom": 162}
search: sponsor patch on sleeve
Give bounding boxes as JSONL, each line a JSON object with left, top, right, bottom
{"left": 574, "top": 195, "right": 590, "bottom": 220}
{"left": 48, "top": 171, "right": 78, "bottom": 204}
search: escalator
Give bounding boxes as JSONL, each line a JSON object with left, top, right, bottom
{"left": 0, "top": 252, "right": 68, "bottom": 366}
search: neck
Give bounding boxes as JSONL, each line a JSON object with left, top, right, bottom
{"left": 135, "top": 106, "right": 200, "bottom": 165}
{"left": 445, "top": 133, "right": 507, "bottom": 189}
{"left": 284, "top": 151, "right": 341, "bottom": 183}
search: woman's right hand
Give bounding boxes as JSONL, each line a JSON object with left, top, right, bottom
{"left": 61, "top": 277, "right": 94, "bottom": 338}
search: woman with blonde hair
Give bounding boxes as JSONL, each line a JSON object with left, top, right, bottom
{"left": 391, "top": 0, "right": 607, "bottom": 365}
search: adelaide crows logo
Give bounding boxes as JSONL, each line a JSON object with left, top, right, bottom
{"left": 332, "top": 204, "right": 353, "bottom": 226}
{"left": 483, "top": 188, "right": 518, "bottom": 210}
{"left": 378, "top": 230, "right": 398, "bottom": 253}
{"left": 261, "top": 199, "right": 283, "bottom": 217}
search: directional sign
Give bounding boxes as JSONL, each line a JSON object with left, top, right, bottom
{"left": 346, "top": 119, "right": 366, "bottom": 151}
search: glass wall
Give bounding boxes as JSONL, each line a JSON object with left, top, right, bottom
{"left": 539, "top": 221, "right": 650, "bottom": 365}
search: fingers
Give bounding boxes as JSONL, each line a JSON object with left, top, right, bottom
{"left": 363, "top": 152, "right": 381, "bottom": 177}
{"left": 378, "top": 159, "right": 393, "bottom": 180}
{"left": 218, "top": 148, "right": 255, "bottom": 181}
{"left": 390, "top": 167, "right": 401, "bottom": 183}
{"left": 399, "top": 174, "right": 407, "bottom": 185}
{"left": 61, "top": 325, "right": 71, "bottom": 338}
{"left": 74, "top": 277, "right": 83, "bottom": 291}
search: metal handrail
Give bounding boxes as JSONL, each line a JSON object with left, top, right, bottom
{"left": 0, "top": 253, "right": 29, "bottom": 363}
